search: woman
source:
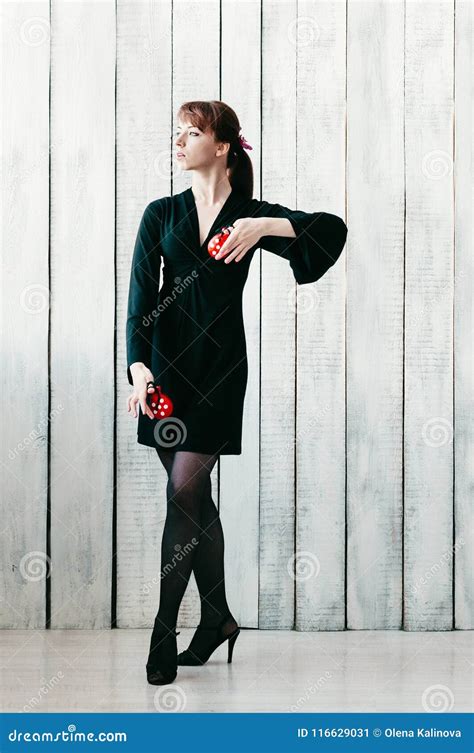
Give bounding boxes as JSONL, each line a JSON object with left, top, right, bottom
{"left": 125, "top": 100, "right": 347, "bottom": 685}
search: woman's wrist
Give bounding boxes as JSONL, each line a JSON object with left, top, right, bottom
{"left": 255, "top": 217, "right": 271, "bottom": 237}
{"left": 256, "top": 216, "right": 296, "bottom": 239}
{"left": 129, "top": 361, "right": 146, "bottom": 374}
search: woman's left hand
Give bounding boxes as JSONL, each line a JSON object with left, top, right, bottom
{"left": 215, "top": 217, "right": 265, "bottom": 263}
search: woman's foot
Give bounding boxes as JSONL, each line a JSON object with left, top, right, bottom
{"left": 177, "top": 612, "right": 240, "bottom": 666}
{"left": 146, "top": 619, "right": 180, "bottom": 684}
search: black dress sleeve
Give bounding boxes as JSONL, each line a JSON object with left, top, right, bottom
{"left": 125, "top": 200, "right": 162, "bottom": 385}
{"left": 250, "top": 199, "right": 347, "bottom": 285}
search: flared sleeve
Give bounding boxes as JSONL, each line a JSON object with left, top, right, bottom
{"left": 125, "top": 200, "right": 162, "bottom": 385}
{"left": 250, "top": 199, "right": 347, "bottom": 285}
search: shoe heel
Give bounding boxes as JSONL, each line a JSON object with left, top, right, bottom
{"left": 227, "top": 629, "right": 240, "bottom": 663}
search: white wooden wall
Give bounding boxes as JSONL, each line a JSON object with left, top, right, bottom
{"left": 1, "top": 0, "right": 472, "bottom": 632}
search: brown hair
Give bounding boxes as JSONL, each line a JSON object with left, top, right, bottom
{"left": 176, "top": 100, "right": 254, "bottom": 199}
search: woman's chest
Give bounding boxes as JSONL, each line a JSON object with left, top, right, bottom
{"left": 194, "top": 201, "right": 227, "bottom": 247}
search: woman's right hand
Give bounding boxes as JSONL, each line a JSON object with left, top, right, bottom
{"left": 127, "top": 362, "right": 156, "bottom": 419}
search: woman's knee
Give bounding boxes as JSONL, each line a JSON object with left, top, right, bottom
{"left": 166, "top": 474, "right": 207, "bottom": 516}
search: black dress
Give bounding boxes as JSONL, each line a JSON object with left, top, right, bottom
{"left": 126, "top": 186, "right": 347, "bottom": 454}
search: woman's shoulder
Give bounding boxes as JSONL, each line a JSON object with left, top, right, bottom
{"left": 145, "top": 195, "right": 167, "bottom": 215}
{"left": 146, "top": 189, "right": 190, "bottom": 216}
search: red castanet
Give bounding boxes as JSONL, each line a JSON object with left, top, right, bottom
{"left": 208, "top": 226, "right": 233, "bottom": 258}
{"left": 146, "top": 383, "right": 174, "bottom": 419}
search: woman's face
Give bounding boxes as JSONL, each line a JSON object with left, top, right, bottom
{"left": 174, "top": 118, "right": 228, "bottom": 170}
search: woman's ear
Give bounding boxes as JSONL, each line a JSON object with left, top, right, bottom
{"left": 216, "top": 141, "right": 231, "bottom": 158}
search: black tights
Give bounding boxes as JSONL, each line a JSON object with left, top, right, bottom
{"left": 154, "top": 448, "right": 231, "bottom": 632}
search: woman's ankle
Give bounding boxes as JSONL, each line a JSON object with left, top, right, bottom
{"left": 199, "top": 610, "right": 236, "bottom": 629}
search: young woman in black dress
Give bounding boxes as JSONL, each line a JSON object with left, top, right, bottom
{"left": 126, "top": 100, "right": 347, "bottom": 684}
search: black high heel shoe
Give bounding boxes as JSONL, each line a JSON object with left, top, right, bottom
{"left": 177, "top": 613, "right": 240, "bottom": 666}
{"left": 146, "top": 619, "right": 181, "bottom": 685}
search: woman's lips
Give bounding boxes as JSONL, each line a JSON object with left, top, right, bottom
{"left": 176, "top": 153, "right": 185, "bottom": 158}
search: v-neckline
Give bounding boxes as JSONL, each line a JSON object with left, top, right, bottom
{"left": 185, "top": 186, "right": 235, "bottom": 250}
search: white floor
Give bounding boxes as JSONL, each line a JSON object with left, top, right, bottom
{"left": 1, "top": 628, "right": 472, "bottom": 713}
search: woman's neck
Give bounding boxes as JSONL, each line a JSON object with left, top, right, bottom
{"left": 191, "top": 173, "right": 232, "bottom": 205}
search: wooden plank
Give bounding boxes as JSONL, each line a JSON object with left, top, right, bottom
{"left": 49, "top": 1, "right": 115, "bottom": 628}
{"left": 3, "top": 0, "right": 468, "bottom": 636}
{"left": 347, "top": 0, "right": 404, "bottom": 628}
{"left": 404, "top": 0, "right": 454, "bottom": 630}
{"left": 220, "top": 0, "right": 261, "bottom": 629}
{"left": 172, "top": 0, "right": 221, "bottom": 627}
{"left": 295, "top": 0, "right": 347, "bottom": 631}
{"left": 454, "top": 0, "right": 473, "bottom": 629}
{"left": 116, "top": 0, "right": 172, "bottom": 627}
{"left": 260, "top": 0, "right": 297, "bottom": 629}
{"left": 0, "top": 2, "right": 50, "bottom": 628}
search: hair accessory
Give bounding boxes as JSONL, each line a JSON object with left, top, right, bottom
{"left": 238, "top": 134, "right": 253, "bottom": 150}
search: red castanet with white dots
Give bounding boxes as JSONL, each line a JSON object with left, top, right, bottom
{"left": 208, "top": 226, "right": 233, "bottom": 258}
{"left": 146, "top": 383, "right": 174, "bottom": 419}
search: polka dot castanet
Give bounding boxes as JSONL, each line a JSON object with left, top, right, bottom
{"left": 146, "top": 382, "right": 174, "bottom": 419}
{"left": 207, "top": 226, "right": 234, "bottom": 258}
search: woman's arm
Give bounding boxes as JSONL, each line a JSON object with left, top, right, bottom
{"left": 251, "top": 199, "right": 348, "bottom": 285}
{"left": 126, "top": 201, "right": 162, "bottom": 385}
{"left": 257, "top": 216, "right": 296, "bottom": 239}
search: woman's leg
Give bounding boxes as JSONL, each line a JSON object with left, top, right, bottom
{"left": 191, "top": 474, "right": 234, "bottom": 627}
{"left": 154, "top": 449, "right": 219, "bottom": 632}
{"left": 177, "top": 475, "right": 239, "bottom": 663}
{"left": 155, "top": 447, "right": 175, "bottom": 477}
{"left": 156, "top": 447, "right": 235, "bottom": 627}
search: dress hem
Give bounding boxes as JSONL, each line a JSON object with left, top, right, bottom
{"left": 136, "top": 434, "right": 242, "bottom": 456}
